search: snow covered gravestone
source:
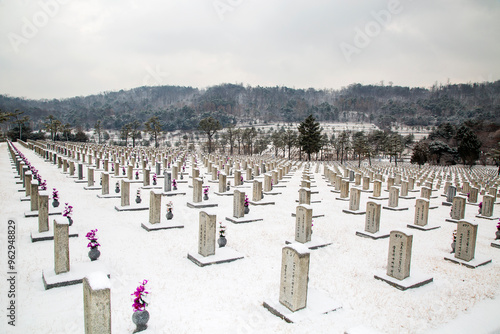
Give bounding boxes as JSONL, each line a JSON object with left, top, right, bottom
{"left": 279, "top": 244, "right": 310, "bottom": 312}
{"left": 298, "top": 188, "right": 311, "bottom": 205}
{"left": 386, "top": 230, "right": 413, "bottom": 281}
{"left": 252, "top": 179, "right": 262, "bottom": 202}
{"left": 455, "top": 221, "right": 477, "bottom": 262}
{"left": 54, "top": 217, "right": 70, "bottom": 275}
{"left": 198, "top": 211, "right": 216, "bottom": 257}
{"left": 365, "top": 201, "right": 381, "bottom": 233}
{"left": 447, "top": 196, "right": 466, "bottom": 222}
{"left": 83, "top": 272, "right": 111, "bottom": 334}
{"left": 295, "top": 205, "right": 312, "bottom": 244}
{"left": 233, "top": 189, "right": 245, "bottom": 218}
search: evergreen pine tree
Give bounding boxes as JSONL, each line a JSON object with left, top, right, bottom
{"left": 298, "top": 114, "right": 322, "bottom": 161}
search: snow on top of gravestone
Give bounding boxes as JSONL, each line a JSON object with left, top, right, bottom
{"left": 391, "top": 229, "right": 413, "bottom": 237}
{"left": 86, "top": 271, "right": 111, "bottom": 290}
{"left": 286, "top": 242, "right": 310, "bottom": 255}
{"left": 54, "top": 216, "right": 70, "bottom": 225}
{"left": 297, "top": 204, "right": 313, "bottom": 210}
{"left": 38, "top": 190, "right": 49, "bottom": 197}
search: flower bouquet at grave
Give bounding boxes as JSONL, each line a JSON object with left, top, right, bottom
{"left": 496, "top": 220, "right": 500, "bottom": 240}
{"left": 131, "top": 280, "right": 150, "bottom": 332}
{"left": 52, "top": 188, "right": 60, "bottom": 207}
{"left": 135, "top": 170, "right": 139, "bottom": 180}
{"left": 172, "top": 179, "right": 177, "bottom": 190}
{"left": 478, "top": 202, "right": 483, "bottom": 215}
{"left": 218, "top": 222, "right": 227, "bottom": 248}
{"left": 122, "top": 167, "right": 126, "bottom": 175}
{"left": 467, "top": 192, "right": 470, "bottom": 201}
{"left": 203, "top": 186, "right": 209, "bottom": 200}
{"left": 115, "top": 181, "right": 120, "bottom": 193}
{"left": 166, "top": 201, "right": 173, "bottom": 219}
{"left": 227, "top": 181, "right": 231, "bottom": 191}
{"left": 86, "top": 229, "right": 101, "bottom": 261}
{"left": 451, "top": 230, "right": 457, "bottom": 253}
{"left": 40, "top": 179, "right": 47, "bottom": 190}
{"left": 136, "top": 190, "right": 142, "bottom": 204}
{"left": 111, "top": 163, "right": 114, "bottom": 171}
{"left": 244, "top": 195, "right": 250, "bottom": 214}
{"left": 240, "top": 176, "right": 244, "bottom": 184}
{"left": 152, "top": 173, "right": 157, "bottom": 185}
{"left": 63, "top": 203, "right": 73, "bottom": 226}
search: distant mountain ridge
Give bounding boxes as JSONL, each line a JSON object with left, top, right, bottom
{"left": 1, "top": 81, "right": 499, "bottom": 131}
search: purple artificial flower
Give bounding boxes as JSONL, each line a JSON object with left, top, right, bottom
{"left": 52, "top": 188, "right": 59, "bottom": 201}
{"left": 131, "top": 280, "right": 149, "bottom": 312}
{"left": 63, "top": 203, "right": 73, "bottom": 218}
{"left": 86, "top": 229, "right": 100, "bottom": 248}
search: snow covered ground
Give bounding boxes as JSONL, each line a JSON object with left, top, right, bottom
{"left": 1, "top": 142, "right": 499, "bottom": 334}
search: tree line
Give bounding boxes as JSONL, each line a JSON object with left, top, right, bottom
{"left": 1, "top": 81, "right": 499, "bottom": 133}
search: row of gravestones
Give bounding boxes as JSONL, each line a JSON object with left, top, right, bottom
{"left": 11, "top": 141, "right": 499, "bottom": 326}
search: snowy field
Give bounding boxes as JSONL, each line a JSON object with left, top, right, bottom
{"left": 1, "top": 142, "right": 499, "bottom": 334}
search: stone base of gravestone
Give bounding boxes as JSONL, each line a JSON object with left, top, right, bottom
{"left": 330, "top": 188, "right": 340, "bottom": 193}
{"left": 114, "top": 204, "right": 149, "bottom": 212}
{"left": 31, "top": 230, "right": 79, "bottom": 242}
{"left": 445, "top": 218, "right": 461, "bottom": 224}
{"left": 342, "top": 209, "right": 366, "bottom": 215}
{"left": 225, "top": 215, "right": 264, "bottom": 224}
{"left": 263, "top": 289, "right": 341, "bottom": 323}
{"left": 335, "top": 197, "right": 350, "bottom": 202}
{"left": 475, "top": 214, "right": 499, "bottom": 221}
{"left": 374, "top": 270, "right": 433, "bottom": 291}
{"left": 42, "top": 262, "right": 110, "bottom": 290}
{"left": 249, "top": 199, "right": 275, "bottom": 206}
{"left": 141, "top": 221, "right": 184, "bottom": 232}
{"left": 141, "top": 185, "right": 163, "bottom": 190}
{"left": 187, "top": 247, "right": 244, "bottom": 267}
{"left": 187, "top": 201, "right": 218, "bottom": 209}
{"left": 214, "top": 191, "right": 234, "bottom": 197}
{"left": 15, "top": 180, "right": 23, "bottom": 185}
{"left": 295, "top": 199, "right": 322, "bottom": 204}
{"left": 234, "top": 185, "right": 252, "bottom": 189}
{"left": 491, "top": 241, "right": 500, "bottom": 249}
{"left": 382, "top": 206, "right": 409, "bottom": 211}
{"left": 83, "top": 185, "right": 102, "bottom": 191}
{"left": 24, "top": 210, "right": 62, "bottom": 218}
{"left": 400, "top": 195, "right": 416, "bottom": 200}
{"left": 441, "top": 201, "right": 453, "bottom": 206}
{"left": 408, "top": 189, "right": 420, "bottom": 193}
{"left": 466, "top": 202, "right": 480, "bottom": 207}
{"left": 73, "top": 179, "right": 88, "bottom": 184}
{"left": 359, "top": 188, "right": 372, "bottom": 193}
{"left": 285, "top": 237, "right": 332, "bottom": 250}
{"left": 20, "top": 195, "right": 30, "bottom": 201}
{"left": 355, "top": 230, "right": 390, "bottom": 240}
{"left": 429, "top": 205, "right": 439, "bottom": 210}
{"left": 96, "top": 194, "right": 121, "bottom": 199}
{"left": 291, "top": 212, "right": 325, "bottom": 218}
{"left": 162, "top": 190, "right": 187, "bottom": 197}
{"left": 263, "top": 190, "right": 282, "bottom": 196}
{"left": 444, "top": 254, "right": 492, "bottom": 269}
{"left": 368, "top": 195, "right": 389, "bottom": 200}
{"left": 271, "top": 184, "right": 287, "bottom": 188}
{"left": 407, "top": 224, "right": 441, "bottom": 232}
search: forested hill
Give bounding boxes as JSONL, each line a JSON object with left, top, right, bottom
{"left": 1, "top": 81, "right": 499, "bottom": 131}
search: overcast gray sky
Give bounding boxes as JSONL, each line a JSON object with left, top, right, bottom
{"left": 1, "top": 0, "right": 499, "bottom": 100}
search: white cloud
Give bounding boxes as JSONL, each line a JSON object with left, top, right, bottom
{"left": 0, "top": 0, "right": 498, "bottom": 99}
